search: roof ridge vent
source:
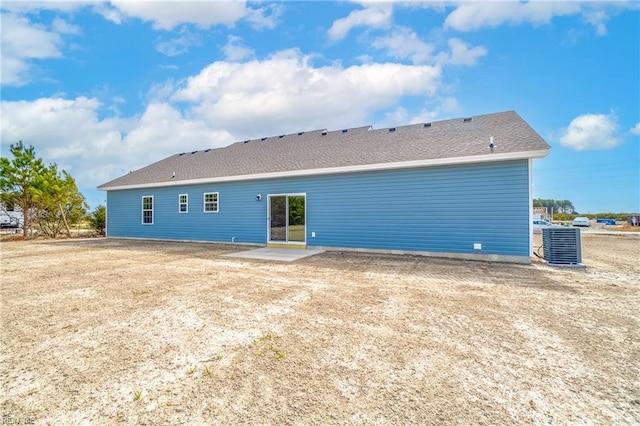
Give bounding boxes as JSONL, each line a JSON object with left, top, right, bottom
{"left": 298, "top": 132, "right": 304, "bottom": 136}
{"left": 191, "top": 150, "right": 198, "bottom": 154}
{"left": 463, "top": 117, "right": 472, "bottom": 123}
{"left": 204, "top": 149, "right": 211, "bottom": 152}
{"left": 342, "top": 129, "right": 348, "bottom": 133}
{"left": 243, "top": 140, "right": 250, "bottom": 144}
{"left": 424, "top": 122, "right": 431, "bottom": 128}
{"left": 178, "top": 152, "right": 186, "bottom": 156}
{"left": 278, "top": 135, "right": 285, "bottom": 139}
{"left": 261, "top": 137, "right": 268, "bottom": 141}
{"left": 389, "top": 127, "right": 396, "bottom": 132}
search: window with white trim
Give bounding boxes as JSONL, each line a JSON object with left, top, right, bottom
{"left": 204, "top": 192, "right": 218, "bottom": 213}
{"left": 142, "top": 196, "right": 153, "bottom": 224}
{"left": 179, "top": 194, "right": 188, "bottom": 213}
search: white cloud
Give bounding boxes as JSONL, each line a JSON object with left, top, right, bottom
{"left": 379, "top": 106, "right": 438, "bottom": 129}
{"left": 437, "top": 38, "right": 487, "bottom": 66}
{"left": 108, "top": 0, "right": 250, "bottom": 30}
{"left": 92, "top": 3, "right": 122, "bottom": 25}
{"left": 1, "top": 97, "right": 123, "bottom": 170}
{"left": 1, "top": 13, "right": 63, "bottom": 85}
{"left": 443, "top": 1, "right": 631, "bottom": 35}
{"left": 0, "top": 2, "right": 90, "bottom": 14}
{"left": 444, "top": 2, "right": 578, "bottom": 31}
{"left": 328, "top": 3, "right": 393, "bottom": 41}
{"left": 172, "top": 49, "right": 442, "bottom": 138}
{"left": 581, "top": 9, "right": 609, "bottom": 36}
{"left": 371, "top": 27, "right": 435, "bottom": 64}
{"left": 146, "top": 79, "right": 177, "bottom": 102}
{"left": 631, "top": 123, "right": 640, "bottom": 136}
{"left": 245, "top": 3, "right": 282, "bottom": 30}
{"left": 372, "top": 29, "right": 486, "bottom": 67}
{"left": 377, "top": 96, "right": 459, "bottom": 128}
{"left": 51, "top": 17, "right": 81, "bottom": 35}
{"left": 222, "top": 35, "right": 254, "bottom": 62}
{"left": 327, "top": 1, "right": 632, "bottom": 42}
{"left": 156, "top": 29, "right": 201, "bottom": 56}
{"left": 0, "top": 97, "right": 231, "bottom": 190}
{"left": 559, "top": 113, "right": 621, "bottom": 151}
{"left": 121, "top": 102, "right": 233, "bottom": 159}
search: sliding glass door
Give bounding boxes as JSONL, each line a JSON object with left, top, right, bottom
{"left": 268, "top": 194, "right": 306, "bottom": 244}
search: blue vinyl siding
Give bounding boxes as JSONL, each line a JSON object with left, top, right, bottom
{"left": 106, "top": 160, "right": 530, "bottom": 257}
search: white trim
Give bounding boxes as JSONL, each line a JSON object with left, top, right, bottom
{"left": 141, "top": 195, "right": 154, "bottom": 225}
{"left": 100, "top": 149, "right": 550, "bottom": 191}
{"left": 528, "top": 158, "right": 533, "bottom": 257}
{"left": 178, "top": 193, "right": 188, "bottom": 213}
{"left": 267, "top": 193, "right": 307, "bottom": 245}
{"left": 307, "top": 245, "right": 532, "bottom": 264}
{"left": 203, "top": 192, "right": 219, "bottom": 213}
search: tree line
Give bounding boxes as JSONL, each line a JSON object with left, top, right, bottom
{"left": 534, "top": 198, "right": 636, "bottom": 220}
{"left": 533, "top": 198, "right": 576, "bottom": 214}
{"left": 1, "top": 141, "right": 104, "bottom": 238}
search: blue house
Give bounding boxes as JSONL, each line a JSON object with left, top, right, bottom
{"left": 98, "top": 111, "right": 549, "bottom": 263}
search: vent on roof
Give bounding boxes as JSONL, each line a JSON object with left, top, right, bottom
{"left": 463, "top": 117, "right": 472, "bottom": 123}
{"left": 191, "top": 150, "right": 198, "bottom": 154}
{"left": 342, "top": 129, "right": 348, "bottom": 133}
{"left": 389, "top": 127, "right": 396, "bottom": 132}
{"left": 424, "top": 123, "right": 431, "bottom": 128}
{"left": 321, "top": 130, "right": 328, "bottom": 136}
{"left": 205, "top": 149, "right": 211, "bottom": 153}
{"left": 279, "top": 135, "right": 285, "bottom": 139}
{"left": 179, "top": 153, "right": 185, "bottom": 156}
{"left": 261, "top": 137, "right": 268, "bottom": 141}
{"left": 298, "top": 132, "right": 304, "bottom": 136}
{"left": 244, "top": 140, "right": 250, "bottom": 144}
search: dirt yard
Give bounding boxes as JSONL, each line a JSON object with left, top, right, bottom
{"left": 1, "top": 234, "right": 639, "bottom": 425}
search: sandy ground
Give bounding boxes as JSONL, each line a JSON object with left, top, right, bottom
{"left": 1, "top": 234, "right": 639, "bottom": 425}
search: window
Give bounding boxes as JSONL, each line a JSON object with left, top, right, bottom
{"left": 204, "top": 192, "right": 218, "bottom": 213}
{"left": 142, "top": 196, "right": 153, "bottom": 224}
{"left": 179, "top": 194, "right": 188, "bottom": 213}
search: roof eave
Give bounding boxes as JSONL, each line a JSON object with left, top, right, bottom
{"left": 98, "top": 148, "right": 550, "bottom": 191}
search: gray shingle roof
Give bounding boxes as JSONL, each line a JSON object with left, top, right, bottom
{"left": 98, "top": 111, "right": 549, "bottom": 190}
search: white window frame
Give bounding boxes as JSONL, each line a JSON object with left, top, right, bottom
{"left": 142, "top": 195, "right": 154, "bottom": 225}
{"left": 178, "top": 193, "right": 188, "bottom": 213}
{"left": 203, "top": 192, "right": 219, "bottom": 213}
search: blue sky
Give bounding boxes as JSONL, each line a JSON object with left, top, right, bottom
{"left": 1, "top": 1, "right": 638, "bottom": 213}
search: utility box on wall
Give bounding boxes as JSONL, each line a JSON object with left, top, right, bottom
{"left": 542, "top": 227, "right": 583, "bottom": 266}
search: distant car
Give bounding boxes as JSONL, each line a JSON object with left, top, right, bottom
{"left": 533, "top": 219, "right": 559, "bottom": 233}
{"left": 572, "top": 217, "right": 590, "bottom": 227}
{"left": 0, "top": 217, "right": 21, "bottom": 229}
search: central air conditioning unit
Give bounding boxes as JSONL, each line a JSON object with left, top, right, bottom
{"left": 542, "top": 227, "right": 583, "bottom": 266}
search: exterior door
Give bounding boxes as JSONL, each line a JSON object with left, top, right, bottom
{"left": 268, "top": 194, "right": 306, "bottom": 244}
